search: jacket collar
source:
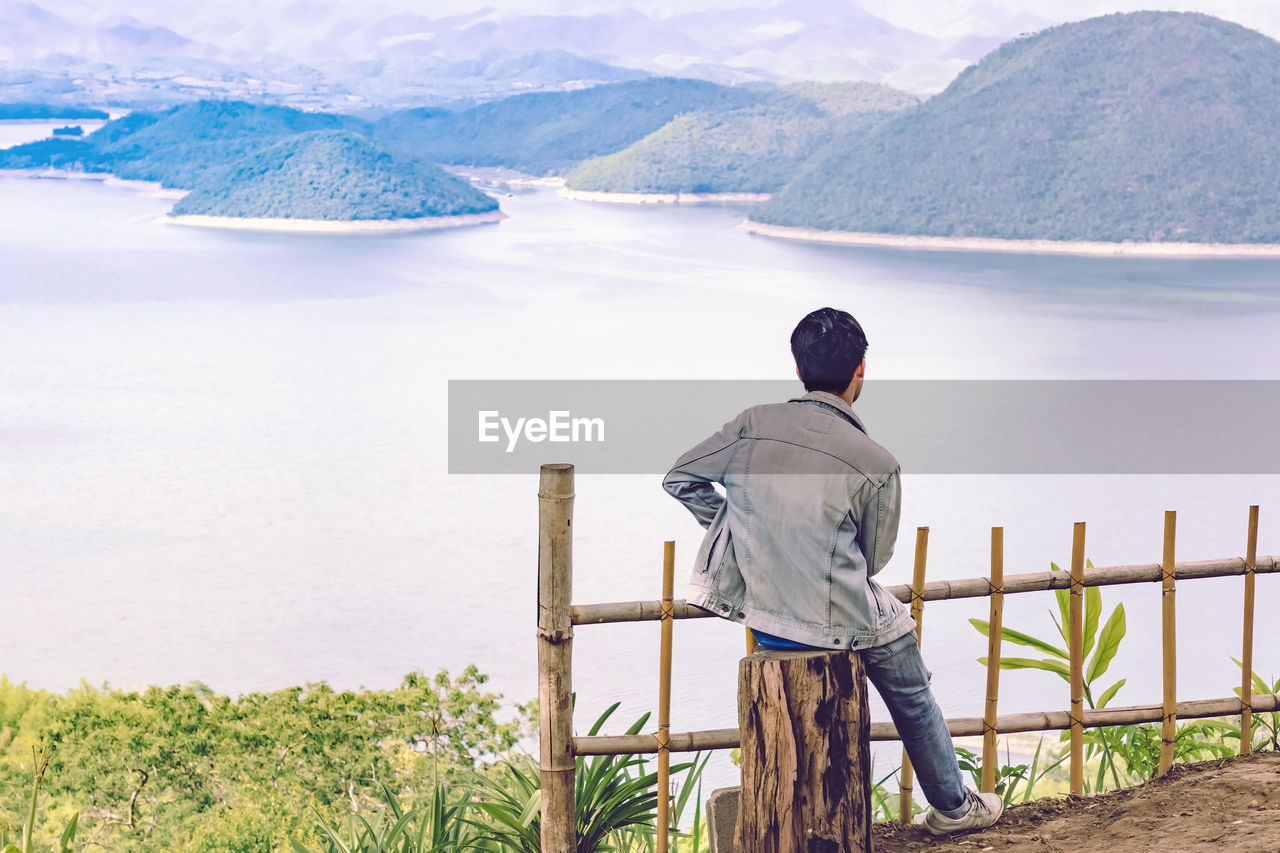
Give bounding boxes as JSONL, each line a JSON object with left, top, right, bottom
{"left": 789, "top": 389, "right": 868, "bottom": 435}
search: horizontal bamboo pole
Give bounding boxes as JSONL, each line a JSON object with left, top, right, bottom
{"left": 570, "top": 555, "right": 1280, "bottom": 624}
{"left": 572, "top": 693, "right": 1280, "bottom": 755}
{"left": 576, "top": 727, "right": 742, "bottom": 755}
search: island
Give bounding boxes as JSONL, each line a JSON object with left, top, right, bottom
{"left": 0, "top": 102, "right": 502, "bottom": 231}
{"left": 167, "top": 131, "right": 502, "bottom": 231}
{"left": 0, "top": 103, "right": 110, "bottom": 120}
{"left": 747, "top": 12, "right": 1280, "bottom": 250}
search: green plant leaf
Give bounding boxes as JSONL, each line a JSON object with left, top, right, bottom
{"left": 990, "top": 656, "right": 1070, "bottom": 679}
{"left": 57, "top": 813, "right": 78, "bottom": 853}
{"left": 988, "top": 617, "right": 1070, "bottom": 655}
{"left": 1087, "top": 604, "right": 1126, "bottom": 683}
{"left": 1095, "top": 679, "right": 1127, "bottom": 709}
{"left": 1053, "top": 589, "right": 1071, "bottom": 647}
{"left": 1082, "top": 586, "right": 1101, "bottom": 659}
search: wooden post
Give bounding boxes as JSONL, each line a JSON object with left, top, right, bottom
{"left": 656, "top": 541, "right": 675, "bottom": 853}
{"left": 981, "top": 527, "right": 1004, "bottom": 793}
{"left": 1069, "top": 522, "right": 1085, "bottom": 796}
{"left": 1158, "top": 510, "right": 1177, "bottom": 777}
{"left": 746, "top": 627, "right": 757, "bottom": 655}
{"left": 736, "top": 650, "right": 871, "bottom": 853}
{"left": 538, "top": 464, "right": 576, "bottom": 853}
{"left": 898, "top": 527, "right": 929, "bottom": 823}
{"left": 1241, "top": 505, "right": 1258, "bottom": 756}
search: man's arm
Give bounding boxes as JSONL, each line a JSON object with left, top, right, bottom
{"left": 661, "top": 412, "right": 745, "bottom": 529}
{"left": 856, "top": 467, "right": 902, "bottom": 576}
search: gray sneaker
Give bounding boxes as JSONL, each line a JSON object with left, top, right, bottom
{"left": 914, "top": 789, "right": 1004, "bottom": 835}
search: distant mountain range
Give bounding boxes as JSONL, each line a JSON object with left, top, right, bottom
{"left": 0, "top": 0, "right": 1054, "bottom": 108}
{"left": 372, "top": 77, "right": 765, "bottom": 175}
{"left": 750, "top": 11, "right": 1280, "bottom": 244}
{"left": 0, "top": 79, "right": 776, "bottom": 218}
{"left": 8, "top": 11, "right": 1280, "bottom": 243}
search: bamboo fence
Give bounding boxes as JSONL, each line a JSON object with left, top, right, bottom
{"left": 536, "top": 464, "right": 1274, "bottom": 850}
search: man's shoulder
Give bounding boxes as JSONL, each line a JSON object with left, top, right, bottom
{"left": 739, "top": 399, "right": 900, "bottom": 479}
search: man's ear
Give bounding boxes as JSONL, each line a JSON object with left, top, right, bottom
{"left": 796, "top": 367, "right": 803, "bottom": 381}
{"left": 855, "top": 359, "right": 866, "bottom": 378}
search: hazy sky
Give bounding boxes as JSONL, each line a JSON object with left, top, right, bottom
{"left": 28, "top": 0, "right": 1280, "bottom": 40}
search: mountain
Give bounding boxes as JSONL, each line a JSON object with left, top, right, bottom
{"left": 566, "top": 82, "right": 917, "bottom": 194}
{"left": 0, "top": 100, "right": 365, "bottom": 187}
{"left": 0, "top": 101, "right": 108, "bottom": 119}
{"left": 0, "top": 0, "right": 218, "bottom": 63}
{"left": 170, "top": 131, "right": 496, "bottom": 220}
{"left": 373, "top": 77, "right": 765, "bottom": 175}
{"left": 751, "top": 12, "right": 1280, "bottom": 244}
{"left": 93, "top": 100, "right": 368, "bottom": 188}
{"left": 0, "top": 1, "right": 1025, "bottom": 110}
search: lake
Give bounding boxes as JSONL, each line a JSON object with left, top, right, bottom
{"left": 0, "top": 118, "right": 112, "bottom": 150}
{"left": 2, "top": 173, "right": 1278, "bottom": 793}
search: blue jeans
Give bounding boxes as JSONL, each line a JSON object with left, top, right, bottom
{"left": 752, "top": 629, "right": 966, "bottom": 812}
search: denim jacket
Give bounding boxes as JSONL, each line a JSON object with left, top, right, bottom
{"left": 662, "top": 390, "right": 914, "bottom": 650}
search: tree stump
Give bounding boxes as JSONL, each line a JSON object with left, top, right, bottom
{"left": 735, "top": 649, "right": 871, "bottom": 853}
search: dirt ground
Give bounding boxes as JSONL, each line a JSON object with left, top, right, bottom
{"left": 872, "top": 751, "right": 1280, "bottom": 853}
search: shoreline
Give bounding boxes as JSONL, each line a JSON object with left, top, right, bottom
{"left": 1, "top": 168, "right": 188, "bottom": 199}
{"left": 161, "top": 209, "right": 507, "bottom": 233}
{"left": 740, "top": 220, "right": 1280, "bottom": 258}
{"left": 560, "top": 187, "right": 771, "bottom": 205}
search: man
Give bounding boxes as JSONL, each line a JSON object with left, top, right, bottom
{"left": 662, "top": 306, "right": 1002, "bottom": 835}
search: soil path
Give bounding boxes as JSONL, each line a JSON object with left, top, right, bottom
{"left": 873, "top": 752, "right": 1280, "bottom": 853}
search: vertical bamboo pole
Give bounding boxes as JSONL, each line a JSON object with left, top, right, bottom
{"left": 1158, "top": 510, "right": 1178, "bottom": 777}
{"left": 1240, "top": 505, "right": 1259, "bottom": 756}
{"left": 981, "top": 527, "right": 1004, "bottom": 794}
{"left": 1069, "top": 522, "right": 1086, "bottom": 796}
{"left": 538, "top": 464, "right": 576, "bottom": 853}
{"left": 898, "top": 527, "right": 929, "bottom": 823}
{"left": 656, "top": 541, "right": 675, "bottom": 853}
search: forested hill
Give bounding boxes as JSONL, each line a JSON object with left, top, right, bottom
{"left": 171, "top": 132, "right": 498, "bottom": 220}
{"left": 97, "top": 101, "right": 370, "bottom": 188}
{"left": 751, "top": 12, "right": 1280, "bottom": 244}
{"left": 0, "top": 101, "right": 370, "bottom": 189}
{"left": 373, "top": 77, "right": 765, "bottom": 175}
{"left": 0, "top": 102, "right": 109, "bottom": 120}
{"left": 565, "top": 82, "right": 918, "bottom": 194}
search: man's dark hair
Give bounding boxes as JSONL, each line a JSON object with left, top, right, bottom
{"left": 790, "top": 307, "right": 868, "bottom": 393}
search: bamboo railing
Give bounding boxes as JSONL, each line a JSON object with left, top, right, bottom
{"left": 537, "top": 464, "right": 1272, "bottom": 850}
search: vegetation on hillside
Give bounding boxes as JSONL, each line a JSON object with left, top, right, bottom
{"left": 0, "top": 103, "right": 109, "bottom": 120}
{"left": 753, "top": 12, "right": 1280, "bottom": 243}
{"left": 566, "top": 82, "right": 917, "bottom": 194}
{"left": 0, "top": 102, "right": 495, "bottom": 222}
{"left": 171, "top": 132, "right": 498, "bottom": 220}
{"left": 374, "top": 77, "right": 765, "bottom": 175}
{"left": 0, "top": 101, "right": 364, "bottom": 189}
{"left": 0, "top": 668, "right": 530, "bottom": 851}
{"left": 94, "top": 100, "right": 370, "bottom": 190}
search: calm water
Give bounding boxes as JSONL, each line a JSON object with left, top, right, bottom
{"left": 2, "top": 174, "right": 1279, "bottom": 791}
{"left": 0, "top": 119, "right": 110, "bottom": 150}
